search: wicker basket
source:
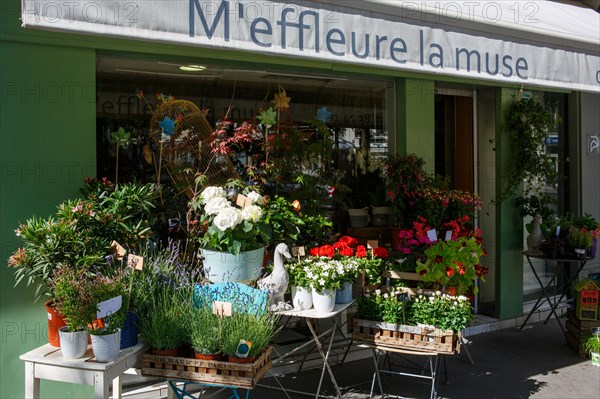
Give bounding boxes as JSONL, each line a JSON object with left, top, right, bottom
{"left": 353, "top": 319, "right": 459, "bottom": 354}
{"left": 141, "top": 347, "right": 272, "bottom": 389}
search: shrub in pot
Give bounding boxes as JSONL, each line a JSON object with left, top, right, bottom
{"left": 50, "top": 267, "right": 97, "bottom": 359}
{"left": 88, "top": 270, "right": 128, "bottom": 362}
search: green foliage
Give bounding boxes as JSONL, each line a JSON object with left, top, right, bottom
{"left": 572, "top": 213, "right": 600, "bottom": 232}
{"left": 584, "top": 334, "right": 600, "bottom": 355}
{"left": 416, "top": 237, "right": 486, "bottom": 295}
{"left": 220, "top": 311, "right": 279, "bottom": 358}
{"left": 111, "top": 127, "right": 132, "bottom": 149}
{"left": 264, "top": 196, "right": 303, "bottom": 245}
{"left": 503, "top": 97, "right": 557, "bottom": 199}
{"left": 356, "top": 288, "right": 408, "bottom": 324}
{"left": 189, "top": 305, "right": 223, "bottom": 355}
{"left": 137, "top": 286, "right": 192, "bottom": 351}
{"left": 8, "top": 180, "right": 159, "bottom": 301}
{"left": 569, "top": 227, "right": 593, "bottom": 249}
{"left": 50, "top": 267, "right": 98, "bottom": 332}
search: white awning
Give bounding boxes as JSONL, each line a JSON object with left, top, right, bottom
{"left": 21, "top": 0, "right": 600, "bottom": 92}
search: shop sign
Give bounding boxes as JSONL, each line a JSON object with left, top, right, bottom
{"left": 21, "top": 0, "right": 600, "bottom": 92}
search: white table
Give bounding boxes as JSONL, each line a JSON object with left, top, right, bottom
{"left": 20, "top": 342, "right": 147, "bottom": 399}
{"left": 272, "top": 301, "right": 354, "bottom": 398}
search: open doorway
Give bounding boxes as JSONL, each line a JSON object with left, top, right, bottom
{"left": 435, "top": 90, "right": 474, "bottom": 193}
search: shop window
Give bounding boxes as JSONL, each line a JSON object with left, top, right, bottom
{"left": 95, "top": 56, "right": 392, "bottom": 234}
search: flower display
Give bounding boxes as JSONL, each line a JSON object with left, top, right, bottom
{"left": 356, "top": 287, "right": 408, "bottom": 324}
{"left": 415, "top": 237, "right": 487, "bottom": 295}
{"left": 188, "top": 181, "right": 272, "bottom": 255}
{"left": 409, "top": 291, "right": 473, "bottom": 332}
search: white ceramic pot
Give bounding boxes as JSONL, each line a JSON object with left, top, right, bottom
{"left": 58, "top": 327, "right": 88, "bottom": 359}
{"left": 91, "top": 329, "right": 121, "bottom": 362}
{"left": 291, "top": 286, "right": 313, "bottom": 310}
{"left": 201, "top": 247, "right": 265, "bottom": 283}
{"left": 335, "top": 282, "right": 353, "bottom": 304}
{"left": 312, "top": 289, "right": 336, "bottom": 313}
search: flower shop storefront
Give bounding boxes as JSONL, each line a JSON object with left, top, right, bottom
{"left": 2, "top": 0, "right": 600, "bottom": 398}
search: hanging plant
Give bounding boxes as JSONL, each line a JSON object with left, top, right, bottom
{"left": 503, "top": 97, "right": 558, "bottom": 200}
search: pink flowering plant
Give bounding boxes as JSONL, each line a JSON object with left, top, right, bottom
{"left": 187, "top": 180, "right": 272, "bottom": 255}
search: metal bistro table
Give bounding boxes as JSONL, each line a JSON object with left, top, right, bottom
{"left": 20, "top": 341, "right": 147, "bottom": 399}
{"left": 267, "top": 301, "right": 354, "bottom": 399}
{"left": 521, "top": 251, "right": 591, "bottom": 334}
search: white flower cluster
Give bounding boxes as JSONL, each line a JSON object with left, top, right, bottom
{"left": 199, "top": 186, "right": 264, "bottom": 232}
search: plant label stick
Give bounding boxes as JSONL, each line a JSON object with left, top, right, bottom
{"left": 127, "top": 254, "right": 144, "bottom": 270}
{"left": 97, "top": 295, "right": 122, "bottom": 319}
{"left": 236, "top": 194, "right": 248, "bottom": 208}
{"left": 427, "top": 229, "right": 438, "bottom": 242}
{"left": 445, "top": 231, "right": 453, "bottom": 241}
{"left": 212, "top": 301, "right": 232, "bottom": 317}
{"left": 111, "top": 241, "right": 126, "bottom": 261}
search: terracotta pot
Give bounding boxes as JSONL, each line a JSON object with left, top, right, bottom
{"left": 227, "top": 355, "right": 257, "bottom": 364}
{"left": 194, "top": 352, "right": 223, "bottom": 361}
{"left": 45, "top": 300, "right": 66, "bottom": 347}
{"left": 152, "top": 348, "right": 179, "bottom": 356}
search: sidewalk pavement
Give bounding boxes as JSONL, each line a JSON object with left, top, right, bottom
{"left": 216, "top": 315, "right": 600, "bottom": 399}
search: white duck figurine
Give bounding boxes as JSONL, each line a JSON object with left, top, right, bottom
{"left": 258, "top": 243, "right": 291, "bottom": 305}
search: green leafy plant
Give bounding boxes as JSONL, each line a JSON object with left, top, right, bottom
{"left": 356, "top": 287, "right": 408, "bottom": 324}
{"left": 503, "top": 97, "right": 557, "bottom": 199}
{"left": 569, "top": 227, "right": 593, "bottom": 249}
{"left": 87, "top": 270, "right": 128, "bottom": 336}
{"left": 220, "top": 311, "right": 279, "bottom": 359}
{"left": 8, "top": 180, "right": 158, "bottom": 301}
{"left": 584, "top": 333, "right": 600, "bottom": 356}
{"left": 514, "top": 193, "right": 557, "bottom": 234}
{"left": 408, "top": 291, "right": 473, "bottom": 332}
{"left": 110, "top": 127, "right": 132, "bottom": 185}
{"left": 416, "top": 237, "right": 487, "bottom": 295}
{"left": 50, "top": 267, "right": 98, "bottom": 332}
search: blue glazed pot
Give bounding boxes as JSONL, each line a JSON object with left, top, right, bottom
{"left": 120, "top": 311, "right": 139, "bottom": 349}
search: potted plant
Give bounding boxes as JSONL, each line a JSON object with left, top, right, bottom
{"left": 221, "top": 311, "right": 279, "bottom": 363}
{"left": 569, "top": 227, "right": 593, "bottom": 260}
{"left": 572, "top": 214, "right": 600, "bottom": 258}
{"left": 187, "top": 179, "right": 273, "bottom": 282}
{"left": 287, "top": 259, "right": 314, "bottom": 310}
{"left": 189, "top": 304, "right": 223, "bottom": 360}
{"left": 409, "top": 291, "right": 473, "bottom": 333}
{"left": 416, "top": 237, "right": 487, "bottom": 295}
{"left": 88, "top": 271, "right": 128, "bottom": 362}
{"left": 585, "top": 328, "right": 600, "bottom": 367}
{"left": 50, "top": 267, "right": 98, "bottom": 359}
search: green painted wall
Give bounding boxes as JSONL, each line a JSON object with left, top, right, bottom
{"left": 0, "top": 41, "right": 96, "bottom": 398}
{"left": 395, "top": 79, "right": 436, "bottom": 171}
{"left": 494, "top": 87, "right": 524, "bottom": 318}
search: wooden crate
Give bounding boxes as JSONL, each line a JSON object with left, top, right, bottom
{"left": 352, "top": 319, "right": 459, "bottom": 354}
{"left": 565, "top": 308, "right": 600, "bottom": 357}
{"left": 141, "top": 347, "right": 272, "bottom": 389}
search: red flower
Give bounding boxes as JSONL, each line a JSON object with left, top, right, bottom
{"left": 373, "top": 247, "right": 389, "bottom": 259}
{"left": 309, "top": 247, "right": 319, "bottom": 256}
{"left": 434, "top": 255, "right": 443, "bottom": 264}
{"left": 339, "top": 247, "right": 354, "bottom": 257}
{"left": 446, "top": 267, "right": 454, "bottom": 277}
{"left": 338, "top": 236, "right": 358, "bottom": 247}
{"left": 318, "top": 245, "right": 335, "bottom": 258}
{"left": 356, "top": 245, "right": 367, "bottom": 258}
